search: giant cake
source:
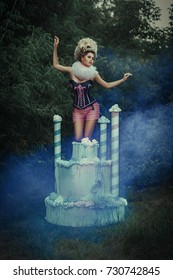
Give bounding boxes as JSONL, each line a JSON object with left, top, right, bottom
{"left": 45, "top": 137, "right": 127, "bottom": 227}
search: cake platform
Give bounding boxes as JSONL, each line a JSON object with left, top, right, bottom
{"left": 45, "top": 193, "right": 127, "bottom": 227}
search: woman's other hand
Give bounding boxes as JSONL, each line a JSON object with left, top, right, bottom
{"left": 123, "top": 73, "right": 132, "bottom": 81}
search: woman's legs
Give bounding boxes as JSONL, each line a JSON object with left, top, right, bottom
{"left": 74, "top": 119, "right": 97, "bottom": 141}
{"left": 84, "top": 119, "right": 97, "bottom": 138}
{"left": 74, "top": 120, "right": 85, "bottom": 141}
{"left": 73, "top": 102, "right": 99, "bottom": 141}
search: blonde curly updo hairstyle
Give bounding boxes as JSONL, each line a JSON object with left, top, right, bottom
{"left": 74, "top": 38, "right": 98, "bottom": 61}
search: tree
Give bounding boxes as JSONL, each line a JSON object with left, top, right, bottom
{"left": 0, "top": 26, "right": 74, "bottom": 154}
{"left": 167, "top": 3, "right": 173, "bottom": 46}
{"left": 156, "top": 3, "right": 173, "bottom": 105}
{"left": 94, "top": 0, "right": 166, "bottom": 54}
{"left": 0, "top": 0, "right": 75, "bottom": 154}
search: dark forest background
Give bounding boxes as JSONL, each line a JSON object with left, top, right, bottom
{"left": 0, "top": 0, "right": 173, "bottom": 260}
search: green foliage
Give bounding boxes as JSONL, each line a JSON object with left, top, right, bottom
{"left": 167, "top": 4, "right": 173, "bottom": 46}
{"left": 94, "top": 0, "right": 166, "bottom": 53}
{"left": 0, "top": 27, "right": 72, "bottom": 154}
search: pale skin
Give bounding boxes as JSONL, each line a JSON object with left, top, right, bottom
{"left": 53, "top": 36, "right": 132, "bottom": 141}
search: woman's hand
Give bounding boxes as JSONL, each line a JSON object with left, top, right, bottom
{"left": 123, "top": 73, "right": 132, "bottom": 81}
{"left": 54, "top": 36, "right": 59, "bottom": 47}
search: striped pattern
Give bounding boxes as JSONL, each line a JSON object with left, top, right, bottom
{"left": 98, "top": 116, "right": 110, "bottom": 161}
{"left": 54, "top": 118, "right": 62, "bottom": 163}
{"left": 100, "top": 123, "right": 107, "bottom": 160}
{"left": 111, "top": 112, "right": 119, "bottom": 197}
{"left": 73, "top": 102, "right": 100, "bottom": 122}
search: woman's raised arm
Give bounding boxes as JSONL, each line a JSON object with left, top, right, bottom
{"left": 53, "top": 36, "right": 72, "bottom": 73}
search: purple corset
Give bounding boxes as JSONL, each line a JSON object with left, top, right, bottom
{"left": 69, "top": 80, "right": 96, "bottom": 109}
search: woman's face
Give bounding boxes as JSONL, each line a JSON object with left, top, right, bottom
{"left": 81, "top": 52, "right": 95, "bottom": 67}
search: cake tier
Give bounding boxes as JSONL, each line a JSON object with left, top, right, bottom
{"left": 72, "top": 140, "right": 99, "bottom": 161}
{"left": 55, "top": 160, "right": 111, "bottom": 201}
{"left": 55, "top": 140, "right": 111, "bottom": 200}
{"left": 45, "top": 194, "right": 127, "bottom": 227}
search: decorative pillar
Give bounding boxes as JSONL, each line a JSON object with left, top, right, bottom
{"left": 109, "top": 104, "right": 121, "bottom": 197}
{"left": 53, "top": 115, "right": 62, "bottom": 164}
{"left": 98, "top": 116, "right": 110, "bottom": 161}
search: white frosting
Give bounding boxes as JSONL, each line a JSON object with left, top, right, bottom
{"left": 98, "top": 116, "right": 110, "bottom": 124}
{"left": 109, "top": 104, "right": 121, "bottom": 112}
{"left": 81, "top": 137, "right": 98, "bottom": 146}
{"left": 46, "top": 193, "right": 127, "bottom": 209}
{"left": 53, "top": 115, "right": 62, "bottom": 122}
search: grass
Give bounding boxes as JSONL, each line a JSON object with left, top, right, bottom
{"left": 0, "top": 184, "right": 173, "bottom": 260}
{"left": 54, "top": 186, "right": 173, "bottom": 260}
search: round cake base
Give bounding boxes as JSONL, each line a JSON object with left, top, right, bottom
{"left": 45, "top": 194, "right": 127, "bottom": 227}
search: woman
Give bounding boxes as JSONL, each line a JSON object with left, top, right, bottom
{"left": 53, "top": 36, "right": 132, "bottom": 141}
